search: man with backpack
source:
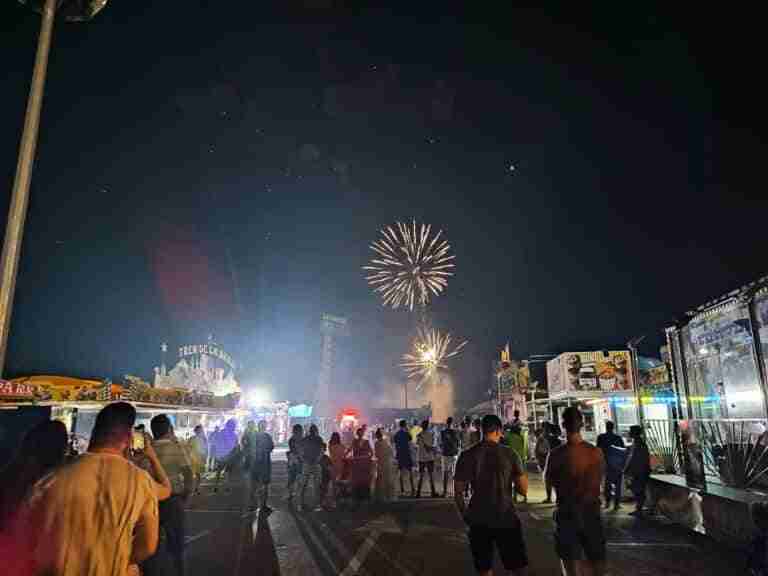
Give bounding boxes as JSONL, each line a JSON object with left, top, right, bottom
{"left": 440, "top": 417, "right": 460, "bottom": 498}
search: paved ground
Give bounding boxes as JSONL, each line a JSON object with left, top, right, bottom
{"left": 180, "top": 455, "right": 745, "bottom": 575}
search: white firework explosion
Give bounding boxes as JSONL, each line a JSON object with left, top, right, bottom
{"left": 363, "top": 220, "right": 455, "bottom": 310}
{"left": 401, "top": 328, "right": 467, "bottom": 381}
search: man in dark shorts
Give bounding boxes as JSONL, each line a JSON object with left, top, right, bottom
{"left": 454, "top": 414, "right": 529, "bottom": 576}
{"left": 393, "top": 419, "right": 415, "bottom": 496}
{"left": 242, "top": 420, "right": 274, "bottom": 513}
{"left": 546, "top": 406, "right": 606, "bottom": 576}
{"left": 440, "top": 416, "right": 460, "bottom": 497}
{"left": 596, "top": 420, "right": 625, "bottom": 511}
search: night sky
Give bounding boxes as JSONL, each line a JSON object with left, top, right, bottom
{"left": 1, "top": 3, "right": 765, "bottom": 409}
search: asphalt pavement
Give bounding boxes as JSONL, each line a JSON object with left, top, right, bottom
{"left": 180, "top": 453, "right": 744, "bottom": 576}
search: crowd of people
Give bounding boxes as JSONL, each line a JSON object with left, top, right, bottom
{"left": 4, "top": 402, "right": 762, "bottom": 576}
{"left": 0, "top": 403, "right": 268, "bottom": 576}
{"left": 288, "top": 416, "right": 465, "bottom": 509}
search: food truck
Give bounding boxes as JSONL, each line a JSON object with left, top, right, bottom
{"left": 546, "top": 350, "right": 640, "bottom": 442}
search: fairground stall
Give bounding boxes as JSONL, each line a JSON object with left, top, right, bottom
{"left": 644, "top": 276, "right": 768, "bottom": 547}
{"left": 522, "top": 354, "right": 557, "bottom": 428}
{"left": 0, "top": 374, "right": 242, "bottom": 460}
{"left": 546, "top": 350, "right": 639, "bottom": 443}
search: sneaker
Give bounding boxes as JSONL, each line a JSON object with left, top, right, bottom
{"left": 629, "top": 509, "right": 643, "bottom": 517}
{"left": 542, "top": 498, "right": 552, "bottom": 504}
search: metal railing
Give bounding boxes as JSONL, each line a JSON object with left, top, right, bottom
{"left": 644, "top": 418, "right": 768, "bottom": 489}
{"left": 645, "top": 419, "right": 683, "bottom": 474}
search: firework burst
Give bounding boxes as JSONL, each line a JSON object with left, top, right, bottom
{"left": 401, "top": 328, "right": 467, "bottom": 381}
{"left": 363, "top": 220, "right": 455, "bottom": 310}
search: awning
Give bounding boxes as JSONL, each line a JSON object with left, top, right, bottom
{"left": 288, "top": 404, "right": 313, "bottom": 418}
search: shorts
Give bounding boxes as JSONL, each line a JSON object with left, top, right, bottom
{"left": 442, "top": 455, "right": 457, "bottom": 475}
{"left": 554, "top": 506, "right": 606, "bottom": 562}
{"left": 249, "top": 461, "right": 272, "bottom": 485}
{"left": 468, "top": 523, "right": 528, "bottom": 572}
{"left": 397, "top": 455, "right": 414, "bottom": 470}
{"left": 418, "top": 461, "right": 435, "bottom": 473}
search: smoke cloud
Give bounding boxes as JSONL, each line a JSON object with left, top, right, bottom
{"left": 370, "top": 373, "right": 456, "bottom": 423}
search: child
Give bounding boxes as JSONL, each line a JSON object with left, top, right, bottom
{"left": 748, "top": 501, "right": 768, "bottom": 575}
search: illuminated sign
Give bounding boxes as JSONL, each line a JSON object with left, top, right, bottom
{"left": 0, "top": 379, "right": 35, "bottom": 398}
{"left": 178, "top": 344, "right": 234, "bottom": 369}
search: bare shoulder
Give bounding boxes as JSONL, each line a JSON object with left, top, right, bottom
{"left": 583, "top": 441, "right": 604, "bottom": 461}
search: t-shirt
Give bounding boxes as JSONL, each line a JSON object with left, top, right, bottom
{"left": 153, "top": 438, "right": 193, "bottom": 495}
{"left": 626, "top": 441, "right": 651, "bottom": 477}
{"left": 454, "top": 441, "right": 524, "bottom": 527}
{"left": 329, "top": 443, "right": 346, "bottom": 481}
{"left": 505, "top": 430, "right": 528, "bottom": 464}
{"left": 30, "top": 452, "right": 158, "bottom": 576}
{"left": 410, "top": 425, "right": 422, "bottom": 443}
{"left": 596, "top": 432, "right": 623, "bottom": 452}
{"left": 393, "top": 429, "right": 412, "bottom": 461}
{"left": 417, "top": 429, "right": 436, "bottom": 462}
{"left": 301, "top": 435, "right": 326, "bottom": 465}
{"left": 440, "top": 428, "right": 460, "bottom": 457}
{"left": 288, "top": 435, "right": 303, "bottom": 465}
{"left": 596, "top": 432, "right": 625, "bottom": 472}
{"left": 189, "top": 434, "right": 208, "bottom": 459}
{"left": 460, "top": 429, "right": 473, "bottom": 450}
{"left": 545, "top": 440, "right": 605, "bottom": 510}
{"left": 213, "top": 427, "right": 238, "bottom": 458}
{"left": 243, "top": 431, "right": 274, "bottom": 467}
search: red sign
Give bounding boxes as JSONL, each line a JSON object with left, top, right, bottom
{"left": 0, "top": 379, "right": 36, "bottom": 398}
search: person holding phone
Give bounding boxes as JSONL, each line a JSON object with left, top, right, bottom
{"left": 23, "top": 402, "right": 171, "bottom": 576}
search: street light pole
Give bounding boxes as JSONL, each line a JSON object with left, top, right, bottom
{"left": 0, "top": 0, "right": 57, "bottom": 376}
{"left": 628, "top": 335, "right": 646, "bottom": 428}
{"left": 0, "top": 0, "right": 109, "bottom": 376}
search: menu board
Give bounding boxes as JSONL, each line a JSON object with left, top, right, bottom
{"left": 547, "top": 351, "right": 634, "bottom": 398}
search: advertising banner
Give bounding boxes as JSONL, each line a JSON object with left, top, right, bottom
{"left": 639, "top": 364, "right": 672, "bottom": 397}
{"left": 546, "top": 351, "right": 634, "bottom": 398}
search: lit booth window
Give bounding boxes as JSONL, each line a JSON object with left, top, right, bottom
{"left": 681, "top": 303, "right": 764, "bottom": 421}
{"left": 546, "top": 350, "right": 639, "bottom": 444}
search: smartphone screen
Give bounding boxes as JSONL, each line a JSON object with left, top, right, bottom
{"left": 132, "top": 431, "right": 145, "bottom": 451}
